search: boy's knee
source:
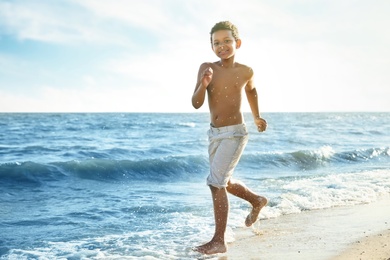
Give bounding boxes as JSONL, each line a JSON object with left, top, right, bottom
{"left": 209, "top": 184, "right": 224, "bottom": 191}
{"left": 227, "top": 178, "right": 241, "bottom": 186}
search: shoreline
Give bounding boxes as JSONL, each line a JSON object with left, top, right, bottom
{"left": 224, "top": 198, "right": 390, "bottom": 259}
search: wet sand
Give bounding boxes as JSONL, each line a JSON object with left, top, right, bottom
{"left": 222, "top": 198, "right": 390, "bottom": 259}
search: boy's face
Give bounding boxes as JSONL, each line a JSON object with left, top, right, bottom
{"left": 211, "top": 30, "right": 241, "bottom": 59}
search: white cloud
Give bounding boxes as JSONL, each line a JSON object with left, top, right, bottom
{"left": 0, "top": 0, "right": 132, "bottom": 45}
{"left": 74, "top": 0, "right": 171, "bottom": 32}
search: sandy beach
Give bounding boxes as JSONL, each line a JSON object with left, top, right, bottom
{"left": 221, "top": 198, "right": 390, "bottom": 260}
{"left": 332, "top": 228, "right": 390, "bottom": 260}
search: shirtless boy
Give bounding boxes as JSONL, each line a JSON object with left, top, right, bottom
{"left": 191, "top": 21, "right": 268, "bottom": 255}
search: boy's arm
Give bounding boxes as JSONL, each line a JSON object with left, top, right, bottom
{"left": 192, "top": 63, "right": 213, "bottom": 109}
{"left": 245, "top": 69, "right": 267, "bottom": 132}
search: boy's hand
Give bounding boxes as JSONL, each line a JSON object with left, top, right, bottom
{"left": 255, "top": 117, "right": 267, "bottom": 132}
{"left": 201, "top": 67, "right": 213, "bottom": 88}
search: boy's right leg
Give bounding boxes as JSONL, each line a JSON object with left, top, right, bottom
{"left": 194, "top": 185, "right": 228, "bottom": 255}
{"left": 226, "top": 179, "right": 267, "bottom": 227}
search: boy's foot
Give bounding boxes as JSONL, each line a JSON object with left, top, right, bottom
{"left": 193, "top": 241, "right": 227, "bottom": 255}
{"left": 245, "top": 196, "right": 268, "bottom": 227}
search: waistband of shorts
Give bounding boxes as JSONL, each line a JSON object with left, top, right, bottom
{"left": 209, "top": 123, "right": 246, "bottom": 133}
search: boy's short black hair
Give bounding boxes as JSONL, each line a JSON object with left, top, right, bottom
{"left": 210, "top": 21, "right": 240, "bottom": 43}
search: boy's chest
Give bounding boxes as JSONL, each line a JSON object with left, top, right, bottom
{"left": 209, "top": 71, "right": 248, "bottom": 93}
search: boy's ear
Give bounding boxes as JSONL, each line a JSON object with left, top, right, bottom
{"left": 236, "top": 39, "right": 242, "bottom": 49}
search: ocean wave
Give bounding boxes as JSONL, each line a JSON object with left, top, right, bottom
{"left": 1, "top": 146, "right": 388, "bottom": 185}
{"left": 260, "top": 169, "right": 390, "bottom": 218}
{"left": 0, "top": 162, "right": 67, "bottom": 185}
{"left": 242, "top": 146, "right": 390, "bottom": 171}
{"left": 0, "top": 156, "right": 208, "bottom": 185}
{"left": 335, "top": 147, "right": 390, "bottom": 162}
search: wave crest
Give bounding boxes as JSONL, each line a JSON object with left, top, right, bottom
{"left": 0, "top": 156, "right": 208, "bottom": 185}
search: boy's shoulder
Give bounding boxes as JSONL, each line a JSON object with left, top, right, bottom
{"left": 198, "top": 61, "right": 216, "bottom": 70}
{"left": 235, "top": 62, "right": 252, "bottom": 70}
{"left": 235, "top": 62, "right": 254, "bottom": 78}
{"left": 200, "top": 61, "right": 217, "bottom": 66}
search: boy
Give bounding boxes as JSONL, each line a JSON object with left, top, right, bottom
{"left": 191, "top": 21, "right": 268, "bottom": 255}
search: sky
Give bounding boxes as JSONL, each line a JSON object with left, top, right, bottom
{"left": 0, "top": 0, "right": 389, "bottom": 113}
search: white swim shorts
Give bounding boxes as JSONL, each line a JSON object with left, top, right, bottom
{"left": 207, "top": 123, "right": 249, "bottom": 188}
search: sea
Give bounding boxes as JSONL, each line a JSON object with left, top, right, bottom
{"left": 0, "top": 112, "right": 389, "bottom": 259}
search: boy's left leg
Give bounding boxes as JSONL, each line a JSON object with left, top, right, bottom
{"left": 194, "top": 185, "right": 228, "bottom": 255}
{"left": 226, "top": 179, "right": 268, "bottom": 226}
